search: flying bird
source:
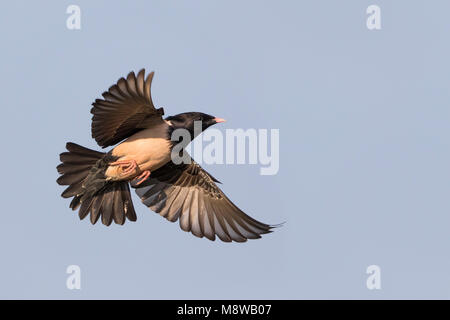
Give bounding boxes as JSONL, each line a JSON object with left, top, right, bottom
{"left": 56, "top": 69, "right": 276, "bottom": 242}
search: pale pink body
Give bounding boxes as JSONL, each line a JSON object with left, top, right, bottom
{"left": 105, "top": 121, "right": 172, "bottom": 180}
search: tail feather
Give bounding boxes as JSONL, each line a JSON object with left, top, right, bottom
{"left": 90, "top": 193, "right": 103, "bottom": 224}
{"left": 101, "top": 187, "right": 115, "bottom": 226}
{"left": 57, "top": 163, "right": 92, "bottom": 175}
{"left": 120, "top": 182, "right": 137, "bottom": 222}
{"left": 79, "top": 195, "right": 93, "bottom": 220}
{"left": 57, "top": 142, "right": 137, "bottom": 226}
{"left": 61, "top": 180, "right": 84, "bottom": 198}
{"left": 113, "top": 186, "right": 125, "bottom": 224}
{"left": 57, "top": 142, "right": 102, "bottom": 191}
{"left": 59, "top": 153, "right": 98, "bottom": 164}
{"left": 57, "top": 170, "right": 90, "bottom": 187}
{"left": 65, "top": 142, "right": 104, "bottom": 158}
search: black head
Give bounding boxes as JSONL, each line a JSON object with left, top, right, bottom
{"left": 165, "top": 112, "right": 225, "bottom": 139}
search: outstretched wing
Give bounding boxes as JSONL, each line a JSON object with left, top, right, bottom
{"left": 91, "top": 69, "right": 165, "bottom": 148}
{"left": 132, "top": 160, "right": 275, "bottom": 242}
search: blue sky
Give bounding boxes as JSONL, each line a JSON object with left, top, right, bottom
{"left": 0, "top": 1, "right": 449, "bottom": 299}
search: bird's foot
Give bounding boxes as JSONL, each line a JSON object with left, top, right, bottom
{"left": 134, "top": 170, "right": 151, "bottom": 186}
{"left": 110, "top": 159, "right": 138, "bottom": 176}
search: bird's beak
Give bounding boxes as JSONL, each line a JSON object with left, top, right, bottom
{"left": 214, "top": 117, "right": 226, "bottom": 123}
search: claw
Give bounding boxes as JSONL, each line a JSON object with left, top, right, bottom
{"left": 134, "top": 170, "right": 151, "bottom": 186}
{"left": 110, "top": 159, "right": 138, "bottom": 176}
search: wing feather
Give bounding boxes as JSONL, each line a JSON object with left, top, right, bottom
{"left": 90, "top": 69, "right": 165, "bottom": 148}
{"left": 133, "top": 160, "right": 276, "bottom": 242}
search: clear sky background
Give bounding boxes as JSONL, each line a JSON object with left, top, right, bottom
{"left": 0, "top": 0, "right": 449, "bottom": 299}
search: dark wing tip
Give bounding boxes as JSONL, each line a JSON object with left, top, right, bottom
{"left": 156, "top": 107, "right": 164, "bottom": 116}
{"left": 127, "top": 70, "right": 136, "bottom": 78}
{"left": 56, "top": 176, "right": 65, "bottom": 185}
{"left": 269, "top": 221, "right": 286, "bottom": 229}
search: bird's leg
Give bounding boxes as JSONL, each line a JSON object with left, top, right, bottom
{"left": 134, "top": 170, "right": 151, "bottom": 186}
{"left": 109, "top": 159, "right": 138, "bottom": 176}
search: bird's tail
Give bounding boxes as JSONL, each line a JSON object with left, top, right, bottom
{"left": 56, "top": 142, "right": 137, "bottom": 225}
